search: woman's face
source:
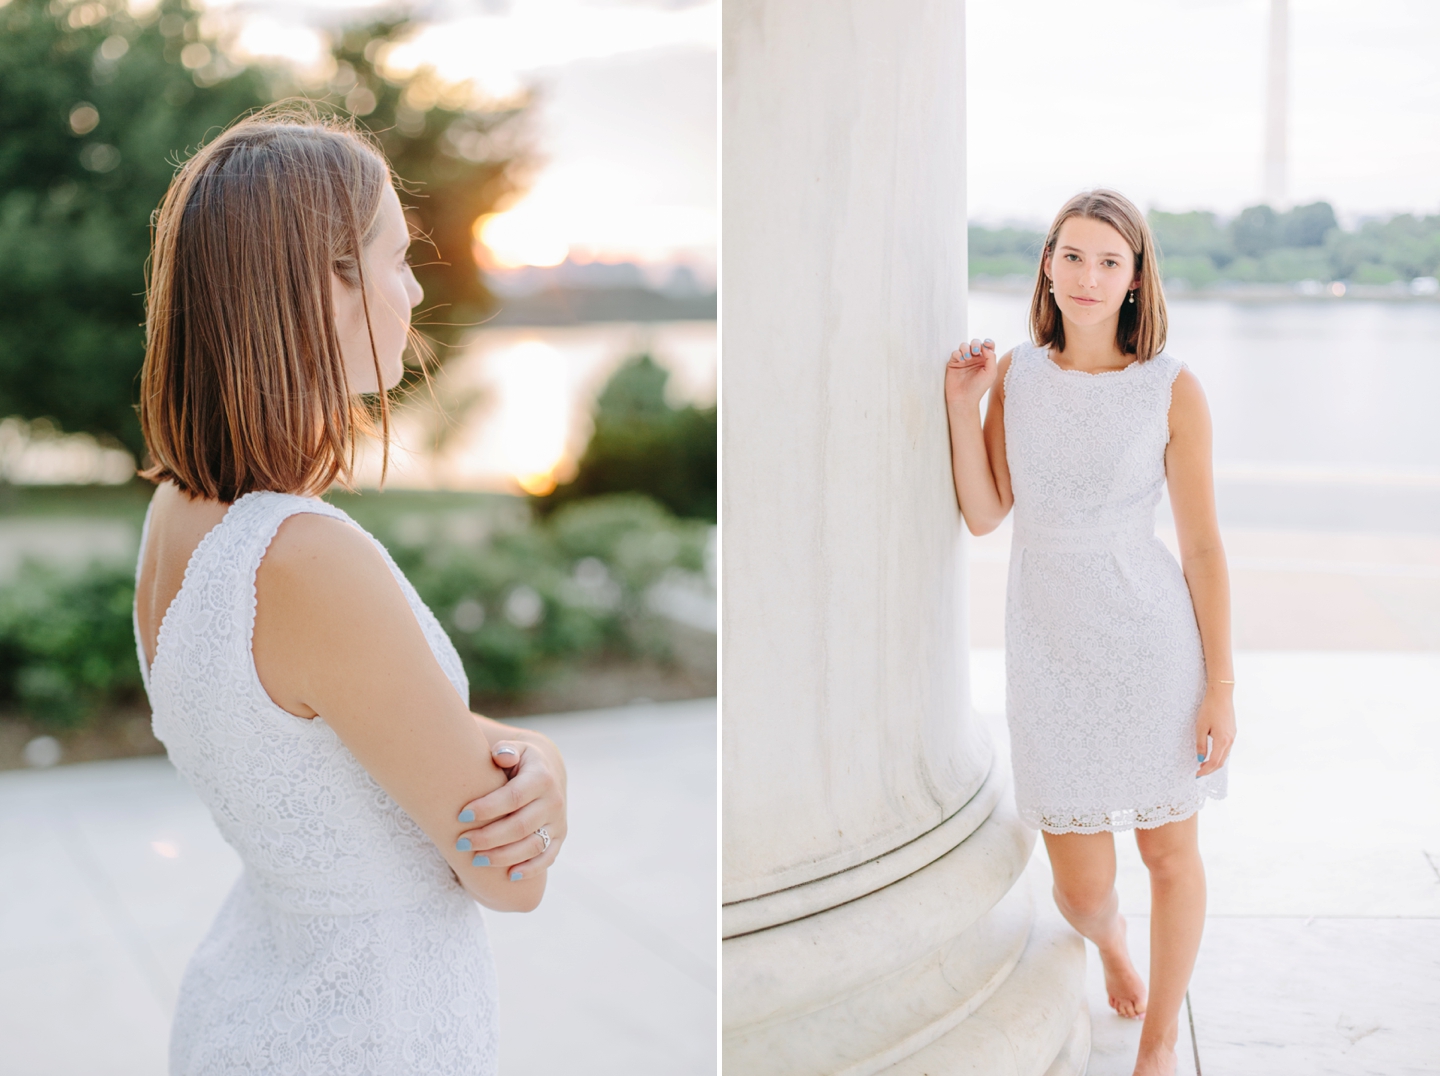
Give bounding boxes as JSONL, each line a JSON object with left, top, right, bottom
{"left": 334, "top": 184, "right": 422, "bottom": 394}
{"left": 1043, "top": 215, "right": 1139, "bottom": 327}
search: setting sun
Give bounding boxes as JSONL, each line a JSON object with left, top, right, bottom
{"left": 475, "top": 203, "right": 570, "bottom": 269}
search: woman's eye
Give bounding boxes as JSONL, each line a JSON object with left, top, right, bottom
{"left": 1065, "top": 253, "right": 1079, "bottom": 261}
{"left": 1103, "top": 259, "right": 1117, "bottom": 268}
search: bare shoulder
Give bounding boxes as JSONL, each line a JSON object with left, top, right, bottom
{"left": 1169, "top": 364, "right": 1206, "bottom": 401}
{"left": 263, "top": 509, "right": 374, "bottom": 561}
{"left": 254, "top": 511, "right": 412, "bottom": 655}
{"left": 1166, "top": 365, "right": 1212, "bottom": 441}
{"left": 260, "top": 511, "right": 389, "bottom": 591}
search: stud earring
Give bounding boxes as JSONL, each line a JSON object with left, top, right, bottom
{"left": 1127, "top": 290, "right": 1136, "bottom": 304}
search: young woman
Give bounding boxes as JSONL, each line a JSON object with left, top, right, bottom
{"left": 944, "top": 189, "right": 1235, "bottom": 1076}
{"left": 132, "top": 106, "right": 567, "bottom": 1074}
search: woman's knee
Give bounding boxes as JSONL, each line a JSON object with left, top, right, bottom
{"left": 1135, "top": 820, "right": 1201, "bottom": 878}
{"left": 1044, "top": 831, "right": 1116, "bottom": 917}
{"left": 1052, "top": 878, "right": 1113, "bottom": 919}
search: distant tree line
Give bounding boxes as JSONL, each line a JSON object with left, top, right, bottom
{"left": 970, "top": 203, "right": 1440, "bottom": 288}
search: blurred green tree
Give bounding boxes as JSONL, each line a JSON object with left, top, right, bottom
{"left": 0, "top": 0, "right": 272, "bottom": 459}
{"left": 0, "top": 0, "right": 530, "bottom": 459}
{"left": 966, "top": 223, "right": 1044, "bottom": 278}
{"left": 1148, "top": 210, "right": 1234, "bottom": 268}
{"left": 536, "top": 355, "right": 717, "bottom": 522}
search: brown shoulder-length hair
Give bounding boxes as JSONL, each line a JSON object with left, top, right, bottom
{"left": 1029, "top": 188, "right": 1167, "bottom": 362}
{"left": 139, "top": 103, "right": 396, "bottom": 501}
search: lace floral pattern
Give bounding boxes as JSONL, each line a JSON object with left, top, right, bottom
{"left": 1001, "top": 342, "right": 1228, "bottom": 835}
{"left": 135, "top": 491, "right": 497, "bottom": 1075}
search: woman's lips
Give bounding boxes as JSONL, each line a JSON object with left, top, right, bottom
{"left": 1069, "top": 295, "right": 1101, "bottom": 306}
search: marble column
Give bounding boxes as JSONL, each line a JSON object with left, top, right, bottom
{"left": 721, "top": 2, "right": 1089, "bottom": 1072}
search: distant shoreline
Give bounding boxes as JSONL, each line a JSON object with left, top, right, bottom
{"left": 971, "top": 278, "right": 1440, "bottom": 304}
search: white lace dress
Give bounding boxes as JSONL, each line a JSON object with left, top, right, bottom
{"left": 1001, "top": 341, "right": 1228, "bottom": 835}
{"left": 134, "top": 491, "right": 498, "bottom": 1075}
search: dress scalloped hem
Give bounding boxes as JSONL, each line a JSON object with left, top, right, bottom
{"left": 1022, "top": 783, "right": 1228, "bottom": 837}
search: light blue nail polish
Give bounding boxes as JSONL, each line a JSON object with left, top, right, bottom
{"left": 456, "top": 837, "right": 472, "bottom": 851}
{"left": 510, "top": 870, "right": 522, "bottom": 881}
{"left": 472, "top": 854, "right": 490, "bottom": 867}
{"left": 1197, "top": 753, "right": 1206, "bottom": 762}
{"left": 458, "top": 809, "right": 475, "bottom": 823}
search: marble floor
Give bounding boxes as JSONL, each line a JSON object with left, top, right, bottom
{"left": 0, "top": 698, "right": 717, "bottom": 1076}
{"left": 973, "top": 651, "right": 1440, "bottom": 1076}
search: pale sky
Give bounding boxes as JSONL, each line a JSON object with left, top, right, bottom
{"left": 195, "top": 0, "right": 1440, "bottom": 261}
{"left": 967, "top": 0, "right": 1440, "bottom": 225}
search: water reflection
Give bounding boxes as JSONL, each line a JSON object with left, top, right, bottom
{"left": 969, "top": 290, "right": 1440, "bottom": 476}
{"left": 354, "top": 319, "right": 716, "bottom": 492}
{"left": 969, "top": 290, "right": 1440, "bottom": 533}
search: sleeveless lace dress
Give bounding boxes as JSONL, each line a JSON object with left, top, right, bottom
{"left": 1001, "top": 341, "right": 1228, "bottom": 835}
{"left": 134, "top": 490, "right": 498, "bottom": 1075}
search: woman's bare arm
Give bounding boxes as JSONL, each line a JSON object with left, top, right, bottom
{"left": 944, "top": 340, "right": 1015, "bottom": 535}
{"left": 253, "top": 513, "right": 545, "bottom": 912}
{"left": 1165, "top": 368, "right": 1236, "bottom": 777}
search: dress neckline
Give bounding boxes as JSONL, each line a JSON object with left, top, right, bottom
{"left": 1040, "top": 344, "right": 1147, "bottom": 378}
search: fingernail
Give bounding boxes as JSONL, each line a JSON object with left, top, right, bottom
{"left": 1197, "top": 754, "right": 1206, "bottom": 761}
{"left": 984, "top": 338, "right": 994, "bottom": 344}
{"left": 456, "top": 837, "right": 472, "bottom": 851}
{"left": 472, "top": 854, "right": 490, "bottom": 866}
{"left": 509, "top": 870, "right": 522, "bottom": 881}
{"left": 458, "top": 809, "right": 475, "bottom": 823}
{"left": 495, "top": 746, "right": 518, "bottom": 757}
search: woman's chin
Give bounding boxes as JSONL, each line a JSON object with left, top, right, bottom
{"left": 1062, "top": 301, "right": 1118, "bottom": 323}
{"left": 381, "top": 363, "right": 406, "bottom": 393}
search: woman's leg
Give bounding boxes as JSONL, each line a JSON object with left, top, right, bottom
{"left": 1132, "top": 813, "right": 1206, "bottom": 1074}
{"left": 1042, "top": 830, "right": 1148, "bottom": 1018}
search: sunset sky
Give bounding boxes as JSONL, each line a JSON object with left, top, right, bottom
{"left": 208, "top": 0, "right": 1439, "bottom": 264}
{"left": 215, "top": 0, "right": 718, "bottom": 273}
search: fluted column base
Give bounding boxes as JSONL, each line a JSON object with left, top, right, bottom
{"left": 724, "top": 777, "right": 1089, "bottom": 1076}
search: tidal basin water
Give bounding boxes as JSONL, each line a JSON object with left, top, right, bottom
{"left": 968, "top": 290, "right": 1440, "bottom": 533}
{"left": 355, "top": 319, "right": 717, "bottom": 493}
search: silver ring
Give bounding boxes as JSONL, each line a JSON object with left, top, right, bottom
{"left": 535, "top": 827, "right": 551, "bottom": 851}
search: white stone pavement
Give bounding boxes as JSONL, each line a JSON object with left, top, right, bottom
{"left": 0, "top": 698, "right": 716, "bottom": 1076}
{"left": 6, "top": 656, "right": 1440, "bottom": 1074}
{"left": 974, "top": 649, "right": 1440, "bottom": 1076}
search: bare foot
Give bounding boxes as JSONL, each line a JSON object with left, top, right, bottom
{"left": 1131, "top": 1041, "right": 1177, "bottom": 1076}
{"left": 1098, "top": 914, "right": 1148, "bottom": 1019}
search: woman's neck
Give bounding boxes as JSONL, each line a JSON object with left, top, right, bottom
{"left": 1054, "top": 315, "right": 1132, "bottom": 372}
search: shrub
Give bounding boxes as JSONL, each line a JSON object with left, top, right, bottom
{"left": 0, "top": 493, "right": 712, "bottom": 727}
{"left": 384, "top": 493, "right": 711, "bottom": 696}
{"left": 536, "top": 355, "right": 717, "bottom": 522}
{"left": 0, "top": 559, "right": 143, "bottom": 729}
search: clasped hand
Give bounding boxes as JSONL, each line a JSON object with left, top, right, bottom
{"left": 945, "top": 337, "right": 999, "bottom": 411}
{"left": 455, "top": 725, "right": 568, "bottom": 882}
